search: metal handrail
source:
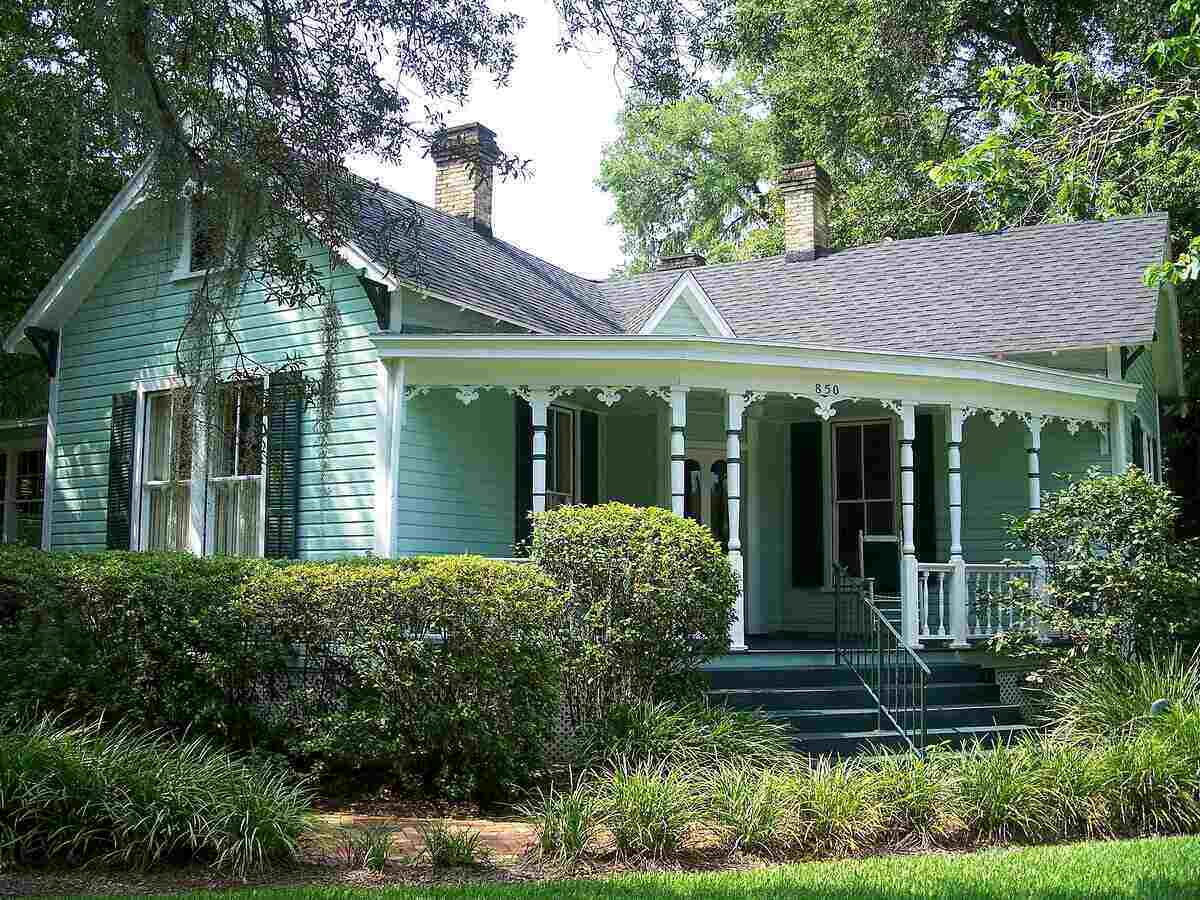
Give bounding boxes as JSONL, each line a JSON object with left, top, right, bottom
{"left": 835, "top": 574, "right": 930, "bottom": 755}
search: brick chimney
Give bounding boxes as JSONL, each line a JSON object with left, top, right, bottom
{"left": 657, "top": 252, "right": 707, "bottom": 271}
{"left": 779, "top": 161, "right": 831, "bottom": 261}
{"left": 432, "top": 123, "right": 499, "bottom": 234}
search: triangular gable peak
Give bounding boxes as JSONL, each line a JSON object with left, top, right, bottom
{"left": 639, "top": 271, "right": 735, "bottom": 338}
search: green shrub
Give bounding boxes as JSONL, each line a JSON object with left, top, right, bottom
{"left": 598, "top": 758, "right": 698, "bottom": 859}
{"left": 997, "top": 469, "right": 1200, "bottom": 662}
{"left": 702, "top": 761, "right": 796, "bottom": 857}
{"left": 568, "top": 699, "right": 794, "bottom": 770}
{"left": 253, "top": 555, "right": 565, "bottom": 803}
{"left": 531, "top": 503, "right": 737, "bottom": 725}
{"left": 1041, "top": 647, "right": 1200, "bottom": 742}
{"left": 0, "top": 549, "right": 564, "bottom": 803}
{"left": 0, "top": 715, "right": 312, "bottom": 875}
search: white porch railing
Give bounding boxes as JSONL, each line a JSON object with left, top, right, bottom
{"left": 916, "top": 561, "right": 1039, "bottom": 644}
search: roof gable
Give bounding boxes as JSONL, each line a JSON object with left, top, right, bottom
{"left": 639, "top": 272, "right": 735, "bottom": 338}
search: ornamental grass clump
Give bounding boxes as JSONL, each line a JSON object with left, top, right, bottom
{"left": 598, "top": 758, "right": 698, "bottom": 859}
{"left": 950, "top": 737, "right": 1059, "bottom": 844}
{"left": 789, "top": 757, "right": 884, "bottom": 857}
{"left": 1042, "top": 648, "right": 1200, "bottom": 743}
{"left": 0, "top": 715, "right": 312, "bottom": 875}
{"left": 702, "top": 761, "right": 797, "bottom": 857}
{"left": 869, "top": 748, "right": 960, "bottom": 846}
{"left": 1098, "top": 727, "right": 1200, "bottom": 836}
{"left": 569, "top": 699, "right": 794, "bottom": 771}
{"left": 519, "top": 775, "right": 602, "bottom": 863}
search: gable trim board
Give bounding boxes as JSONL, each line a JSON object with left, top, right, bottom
{"left": 640, "top": 272, "right": 736, "bottom": 338}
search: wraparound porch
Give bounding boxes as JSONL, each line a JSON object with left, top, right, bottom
{"left": 371, "top": 334, "right": 1141, "bottom": 652}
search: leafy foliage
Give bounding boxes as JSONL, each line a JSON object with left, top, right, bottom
{"left": 0, "top": 715, "right": 312, "bottom": 874}
{"left": 0, "top": 548, "right": 565, "bottom": 803}
{"left": 530, "top": 503, "right": 737, "bottom": 728}
{"left": 993, "top": 468, "right": 1200, "bottom": 662}
{"left": 414, "top": 821, "right": 487, "bottom": 868}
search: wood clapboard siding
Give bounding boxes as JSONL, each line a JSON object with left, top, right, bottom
{"left": 51, "top": 205, "right": 380, "bottom": 558}
{"left": 1125, "top": 350, "right": 1159, "bottom": 444}
{"left": 650, "top": 299, "right": 708, "bottom": 336}
{"left": 605, "top": 413, "right": 660, "bottom": 506}
{"left": 392, "top": 389, "right": 515, "bottom": 557}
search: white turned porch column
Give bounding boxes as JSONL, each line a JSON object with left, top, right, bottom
{"left": 726, "top": 391, "right": 747, "bottom": 651}
{"left": 669, "top": 388, "right": 688, "bottom": 517}
{"left": 899, "top": 401, "right": 921, "bottom": 648}
{"left": 947, "top": 406, "right": 970, "bottom": 648}
{"left": 1024, "top": 415, "right": 1048, "bottom": 639}
{"left": 1109, "top": 400, "right": 1130, "bottom": 473}
{"left": 529, "top": 391, "right": 552, "bottom": 515}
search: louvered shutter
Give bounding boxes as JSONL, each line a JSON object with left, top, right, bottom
{"left": 264, "top": 372, "right": 303, "bottom": 559}
{"left": 580, "top": 410, "right": 599, "bottom": 505}
{"left": 791, "top": 422, "right": 823, "bottom": 587}
{"left": 1132, "top": 416, "right": 1145, "bottom": 470}
{"left": 105, "top": 392, "right": 137, "bottom": 550}
{"left": 514, "top": 397, "right": 532, "bottom": 552}
{"left": 915, "top": 413, "right": 936, "bottom": 562}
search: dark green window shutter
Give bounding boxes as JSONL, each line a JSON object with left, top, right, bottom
{"left": 791, "top": 422, "right": 823, "bottom": 587}
{"left": 1132, "top": 416, "right": 1145, "bottom": 469}
{"left": 264, "top": 372, "right": 303, "bottom": 559}
{"left": 581, "top": 410, "right": 599, "bottom": 505}
{"left": 915, "top": 413, "right": 936, "bottom": 562}
{"left": 514, "top": 398, "right": 533, "bottom": 552}
{"left": 105, "top": 391, "right": 137, "bottom": 550}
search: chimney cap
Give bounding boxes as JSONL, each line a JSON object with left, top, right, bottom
{"left": 658, "top": 252, "right": 708, "bottom": 271}
{"left": 431, "top": 122, "right": 500, "bottom": 165}
{"left": 779, "top": 160, "right": 832, "bottom": 196}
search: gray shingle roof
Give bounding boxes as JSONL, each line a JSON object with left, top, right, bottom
{"left": 350, "top": 176, "right": 1167, "bottom": 353}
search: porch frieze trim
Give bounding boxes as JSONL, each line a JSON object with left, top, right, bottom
{"left": 960, "top": 404, "right": 1108, "bottom": 436}
{"left": 788, "top": 392, "right": 860, "bottom": 420}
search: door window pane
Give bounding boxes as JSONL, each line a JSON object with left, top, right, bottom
{"left": 14, "top": 450, "right": 44, "bottom": 547}
{"left": 684, "top": 459, "right": 701, "bottom": 522}
{"left": 838, "top": 502, "right": 865, "bottom": 576}
{"left": 862, "top": 423, "right": 892, "bottom": 500}
{"left": 835, "top": 425, "right": 862, "bottom": 500}
{"left": 866, "top": 500, "right": 894, "bottom": 535}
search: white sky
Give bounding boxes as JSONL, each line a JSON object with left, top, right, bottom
{"left": 349, "top": 1, "right": 628, "bottom": 280}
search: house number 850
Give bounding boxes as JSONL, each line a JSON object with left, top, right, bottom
{"left": 814, "top": 383, "right": 841, "bottom": 397}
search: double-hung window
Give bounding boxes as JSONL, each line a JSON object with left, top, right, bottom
{"left": 545, "top": 405, "right": 577, "bottom": 509}
{"left": 208, "top": 382, "right": 266, "bottom": 557}
{"left": 142, "top": 390, "right": 194, "bottom": 551}
{"left": 139, "top": 381, "right": 266, "bottom": 556}
{"left": 0, "top": 446, "right": 46, "bottom": 547}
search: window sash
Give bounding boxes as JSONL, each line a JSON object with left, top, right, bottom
{"left": 546, "top": 406, "right": 578, "bottom": 505}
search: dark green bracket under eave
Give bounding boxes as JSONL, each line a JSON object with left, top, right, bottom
{"left": 1120, "top": 344, "right": 1147, "bottom": 379}
{"left": 24, "top": 326, "right": 58, "bottom": 378}
{"left": 357, "top": 275, "right": 390, "bottom": 331}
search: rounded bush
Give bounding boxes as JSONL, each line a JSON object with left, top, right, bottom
{"left": 530, "top": 503, "right": 737, "bottom": 725}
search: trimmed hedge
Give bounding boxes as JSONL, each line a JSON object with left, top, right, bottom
{"left": 0, "top": 548, "right": 564, "bottom": 802}
{"left": 531, "top": 503, "right": 737, "bottom": 726}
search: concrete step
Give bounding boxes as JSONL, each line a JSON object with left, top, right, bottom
{"left": 706, "top": 664, "right": 991, "bottom": 692}
{"left": 792, "top": 724, "right": 1033, "bottom": 756}
{"left": 709, "top": 681, "right": 1002, "bottom": 710}
{"left": 767, "top": 703, "right": 1024, "bottom": 734}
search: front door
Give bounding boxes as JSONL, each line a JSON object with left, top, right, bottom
{"left": 833, "top": 420, "right": 899, "bottom": 593}
{"left": 683, "top": 446, "right": 728, "bottom": 550}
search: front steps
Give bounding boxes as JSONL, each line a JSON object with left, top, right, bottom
{"left": 707, "top": 662, "right": 1028, "bottom": 756}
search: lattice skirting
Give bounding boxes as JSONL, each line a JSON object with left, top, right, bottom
{"left": 995, "top": 668, "right": 1040, "bottom": 722}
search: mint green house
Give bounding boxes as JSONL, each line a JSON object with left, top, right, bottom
{"left": 3, "top": 122, "right": 1186, "bottom": 655}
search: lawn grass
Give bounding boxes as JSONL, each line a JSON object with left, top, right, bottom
{"left": 63, "top": 836, "right": 1200, "bottom": 899}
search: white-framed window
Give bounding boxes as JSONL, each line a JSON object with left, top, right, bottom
{"left": 545, "top": 405, "right": 578, "bottom": 509}
{"left": 137, "top": 379, "right": 266, "bottom": 557}
{"left": 174, "top": 192, "right": 229, "bottom": 279}
{"left": 0, "top": 443, "right": 46, "bottom": 547}
{"left": 140, "top": 390, "right": 194, "bottom": 551}
{"left": 207, "top": 381, "right": 266, "bottom": 557}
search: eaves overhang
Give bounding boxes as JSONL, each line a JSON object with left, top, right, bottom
{"left": 372, "top": 333, "right": 1140, "bottom": 405}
